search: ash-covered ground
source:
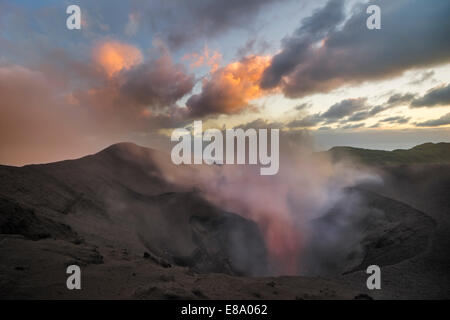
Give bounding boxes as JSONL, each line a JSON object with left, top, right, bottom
{"left": 1, "top": 143, "right": 449, "bottom": 299}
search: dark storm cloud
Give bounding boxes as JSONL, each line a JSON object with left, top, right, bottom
{"left": 146, "top": 0, "right": 288, "bottom": 49}
{"left": 321, "top": 98, "right": 367, "bottom": 120}
{"left": 120, "top": 54, "right": 195, "bottom": 108}
{"left": 415, "top": 113, "right": 450, "bottom": 127}
{"left": 411, "top": 84, "right": 450, "bottom": 108}
{"left": 261, "top": 0, "right": 450, "bottom": 98}
{"left": 260, "top": 0, "right": 346, "bottom": 89}
{"left": 1, "top": 0, "right": 287, "bottom": 58}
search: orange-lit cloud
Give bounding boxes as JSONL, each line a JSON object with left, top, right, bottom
{"left": 187, "top": 55, "right": 272, "bottom": 116}
{"left": 183, "top": 45, "right": 222, "bottom": 72}
{"left": 93, "top": 41, "right": 143, "bottom": 77}
{"left": 74, "top": 46, "right": 195, "bottom": 130}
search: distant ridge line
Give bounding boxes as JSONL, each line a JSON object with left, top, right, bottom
{"left": 325, "top": 142, "right": 450, "bottom": 166}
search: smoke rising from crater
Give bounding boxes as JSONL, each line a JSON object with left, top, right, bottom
{"left": 152, "top": 130, "right": 380, "bottom": 275}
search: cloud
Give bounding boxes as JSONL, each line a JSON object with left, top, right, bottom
{"left": 182, "top": 45, "right": 222, "bottom": 72}
{"left": 387, "top": 93, "right": 416, "bottom": 107}
{"left": 287, "top": 97, "right": 380, "bottom": 128}
{"left": 260, "top": 0, "right": 346, "bottom": 90}
{"left": 408, "top": 70, "right": 435, "bottom": 85}
{"left": 321, "top": 98, "right": 367, "bottom": 120}
{"left": 93, "top": 41, "right": 143, "bottom": 77}
{"left": 411, "top": 84, "right": 450, "bottom": 108}
{"left": 146, "top": 0, "right": 288, "bottom": 49}
{"left": 341, "top": 123, "right": 365, "bottom": 130}
{"left": 186, "top": 55, "right": 272, "bottom": 117}
{"left": 347, "top": 105, "right": 384, "bottom": 122}
{"left": 0, "top": 64, "right": 97, "bottom": 165}
{"left": 288, "top": 97, "right": 376, "bottom": 128}
{"left": 345, "top": 93, "right": 416, "bottom": 123}
{"left": 237, "top": 118, "right": 284, "bottom": 130}
{"left": 1, "top": 0, "right": 288, "bottom": 57}
{"left": 120, "top": 53, "right": 195, "bottom": 108}
{"left": 287, "top": 92, "right": 415, "bottom": 128}
{"left": 0, "top": 36, "right": 195, "bottom": 160}
{"left": 124, "top": 13, "right": 139, "bottom": 36}
{"left": 295, "top": 103, "right": 311, "bottom": 111}
{"left": 287, "top": 114, "right": 322, "bottom": 128}
{"left": 0, "top": 50, "right": 192, "bottom": 165}
{"left": 261, "top": 0, "right": 450, "bottom": 98}
{"left": 236, "top": 38, "right": 272, "bottom": 58}
{"left": 416, "top": 112, "right": 450, "bottom": 127}
{"left": 72, "top": 41, "right": 195, "bottom": 130}
{"left": 380, "top": 116, "right": 410, "bottom": 124}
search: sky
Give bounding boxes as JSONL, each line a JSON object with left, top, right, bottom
{"left": 0, "top": 0, "right": 449, "bottom": 165}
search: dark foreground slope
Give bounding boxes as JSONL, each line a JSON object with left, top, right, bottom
{"left": 0, "top": 143, "right": 268, "bottom": 276}
{"left": 0, "top": 143, "right": 359, "bottom": 299}
{"left": 1, "top": 142, "right": 450, "bottom": 299}
{"left": 0, "top": 233, "right": 359, "bottom": 299}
